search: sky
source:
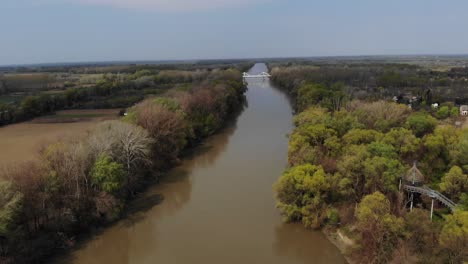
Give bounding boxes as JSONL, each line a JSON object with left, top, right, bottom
{"left": 1, "top": 0, "right": 468, "bottom": 65}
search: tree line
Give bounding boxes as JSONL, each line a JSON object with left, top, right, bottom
{"left": 0, "top": 62, "right": 252, "bottom": 126}
{"left": 0, "top": 69, "right": 246, "bottom": 263}
{"left": 270, "top": 63, "right": 468, "bottom": 109}
{"left": 271, "top": 63, "right": 467, "bottom": 263}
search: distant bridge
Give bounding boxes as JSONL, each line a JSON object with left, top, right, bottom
{"left": 243, "top": 72, "right": 271, "bottom": 78}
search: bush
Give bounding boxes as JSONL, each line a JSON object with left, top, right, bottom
{"left": 327, "top": 208, "right": 340, "bottom": 226}
{"left": 435, "top": 106, "right": 450, "bottom": 119}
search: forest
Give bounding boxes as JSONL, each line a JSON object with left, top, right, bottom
{"left": 271, "top": 61, "right": 468, "bottom": 264}
{"left": 0, "top": 65, "right": 247, "bottom": 263}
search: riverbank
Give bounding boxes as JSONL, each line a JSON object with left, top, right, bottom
{"left": 0, "top": 68, "right": 247, "bottom": 263}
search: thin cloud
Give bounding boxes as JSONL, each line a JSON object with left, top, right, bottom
{"left": 70, "top": 0, "right": 273, "bottom": 12}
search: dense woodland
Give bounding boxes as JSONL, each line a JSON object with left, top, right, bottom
{"left": 0, "top": 65, "right": 247, "bottom": 263}
{"left": 271, "top": 61, "right": 468, "bottom": 264}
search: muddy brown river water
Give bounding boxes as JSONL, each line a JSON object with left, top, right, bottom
{"left": 63, "top": 63, "right": 345, "bottom": 264}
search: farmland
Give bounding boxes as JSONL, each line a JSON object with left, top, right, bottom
{"left": 0, "top": 109, "right": 119, "bottom": 166}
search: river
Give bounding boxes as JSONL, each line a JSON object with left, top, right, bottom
{"left": 63, "top": 63, "right": 345, "bottom": 264}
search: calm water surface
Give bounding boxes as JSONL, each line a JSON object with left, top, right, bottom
{"left": 65, "top": 63, "right": 345, "bottom": 264}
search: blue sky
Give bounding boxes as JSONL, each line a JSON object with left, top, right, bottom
{"left": 1, "top": 0, "right": 468, "bottom": 65}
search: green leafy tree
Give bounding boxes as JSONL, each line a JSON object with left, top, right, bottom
{"left": 91, "top": 155, "right": 125, "bottom": 194}
{"left": 0, "top": 181, "right": 23, "bottom": 237}
{"left": 287, "top": 133, "right": 317, "bottom": 166}
{"left": 296, "top": 83, "right": 330, "bottom": 112}
{"left": 343, "top": 129, "right": 383, "bottom": 145}
{"left": 274, "top": 164, "right": 331, "bottom": 228}
{"left": 406, "top": 113, "right": 437, "bottom": 137}
{"left": 367, "top": 141, "right": 398, "bottom": 159}
{"left": 450, "top": 130, "right": 468, "bottom": 173}
{"left": 440, "top": 166, "right": 467, "bottom": 202}
{"left": 337, "top": 145, "right": 371, "bottom": 201}
{"left": 363, "top": 156, "right": 404, "bottom": 195}
{"left": 354, "top": 192, "right": 404, "bottom": 264}
{"left": 293, "top": 107, "right": 330, "bottom": 127}
{"left": 325, "top": 110, "right": 360, "bottom": 136}
{"left": 422, "top": 133, "right": 448, "bottom": 180}
{"left": 439, "top": 210, "right": 468, "bottom": 263}
{"left": 459, "top": 194, "right": 468, "bottom": 211}
{"left": 382, "top": 128, "right": 420, "bottom": 160}
{"left": 288, "top": 124, "right": 336, "bottom": 166}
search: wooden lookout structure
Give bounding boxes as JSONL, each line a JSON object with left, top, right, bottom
{"left": 400, "top": 162, "right": 457, "bottom": 220}
{"left": 402, "top": 162, "right": 425, "bottom": 186}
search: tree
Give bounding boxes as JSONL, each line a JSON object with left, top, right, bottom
{"left": 0, "top": 181, "right": 23, "bottom": 237}
{"left": 88, "top": 121, "right": 153, "bottom": 192}
{"left": 406, "top": 113, "right": 437, "bottom": 137}
{"left": 288, "top": 133, "right": 317, "bottom": 166}
{"left": 350, "top": 101, "right": 410, "bottom": 132}
{"left": 363, "top": 156, "right": 404, "bottom": 195}
{"left": 293, "top": 107, "right": 330, "bottom": 127}
{"left": 274, "top": 164, "right": 331, "bottom": 228}
{"left": 459, "top": 194, "right": 468, "bottom": 211}
{"left": 325, "top": 110, "right": 360, "bottom": 137}
{"left": 382, "top": 128, "right": 420, "bottom": 161}
{"left": 337, "top": 145, "right": 371, "bottom": 201}
{"left": 354, "top": 192, "right": 404, "bottom": 264}
{"left": 367, "top": 141, "right": 398, "bottom": 159}
{"left": 91, "top": 155, "right": 125, "bottom": 194}
{"left": 343, "top": 129, "right": 383, "bottom": 145}
{"left": 440, "top": 166, "right": 467, "bottom": 202}
{"left": 41, "top": 140, "right": 92, "bottom": 201}
{"left": 296, "top": 83, "right": 330, "bottom": 112}
{"left": 130, "top": 99, "right": 188, "bottom": 167}
{"left": 439, "top": 210, "right": 468, "bottom": 263}
{"left": 451, "top": 130, "right": 468, "bottom": 173}
{"left": 288, "top": 124, "right": 337, "bottom": 166}
{"left": 405, "top": 209, "right": 441, "bottom": 257}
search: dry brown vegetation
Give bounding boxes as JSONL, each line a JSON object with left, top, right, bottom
{"left": 0, "top": 109, "right": 119, "bottom": 168}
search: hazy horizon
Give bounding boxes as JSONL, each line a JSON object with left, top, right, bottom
{"left": 3, "top": 53, "right": 468, "bottom": 67}
{"left": 2, "top": 0, "right": 468, "bottom": 65}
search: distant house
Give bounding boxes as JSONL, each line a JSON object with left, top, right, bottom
{"left": 461, "top": 105, "right": 468, "bottom": 116}
{"left": 431, "top": 103, "right": 439, "bottom": 109}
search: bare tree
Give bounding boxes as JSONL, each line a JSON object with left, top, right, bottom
{"left": 88, "top": 120, "right": 154, "bottom": 191}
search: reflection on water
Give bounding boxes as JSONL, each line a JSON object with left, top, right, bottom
{"left": 63, "top": 63, "right": 345, "bottom": 264}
